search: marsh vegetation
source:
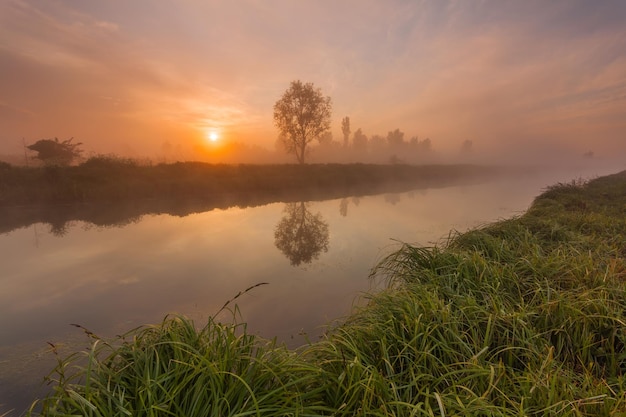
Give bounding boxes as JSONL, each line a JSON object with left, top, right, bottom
{"left": 25, "top": 170, "right": 626, "bottom": 416}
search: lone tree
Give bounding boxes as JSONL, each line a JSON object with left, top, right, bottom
{"left": 27, "top": 137, "right": 83, "bottom": 166}
{"left": 273, "top": 80, "right": 332, "bottom": 164}
{"left": 341, "top": 116, "right": 351, "bottom": 147}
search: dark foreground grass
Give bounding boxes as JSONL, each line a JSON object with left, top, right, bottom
{"left": 27, "top": 170, "right": 626, "bottom": 416}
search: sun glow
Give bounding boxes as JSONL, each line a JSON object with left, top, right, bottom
{"left": 205, "top": 130, "right": 220, "bottom": 142}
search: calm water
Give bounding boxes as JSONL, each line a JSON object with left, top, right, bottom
{"left": 0, "top": 165, "right": 620, "bottom": 415}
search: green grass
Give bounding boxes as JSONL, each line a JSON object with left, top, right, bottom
{"left": 32, "top": 316, "right": 329, "bottom": 417}
{"left": 27, "top": 170, "right": 626, "bottom": 416}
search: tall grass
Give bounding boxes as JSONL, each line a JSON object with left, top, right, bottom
{"left": 31, "top": 315, "right": 328, "bottom": 417}
{"left": 28, "top": 170, "right": 626, "bottom": 416}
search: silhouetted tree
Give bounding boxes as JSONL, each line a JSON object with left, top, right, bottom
{"left": 352, "top": 128, "right": 368, "bottom": 153}
{"left": 369, "top": 134, "right": 387, "bottom": 159}
{"left": 409, "top": 136, "right": 432, "bottom": 154}
{"left": 387, "top": 129, "right": 405, "bottom": 147}
{"left": 341, "top": 116, "right": 351, "bottom": 148}
{"left": 273, "top": 80, "right": 332, "bottom": 164}
{"left": 318, "top": 131, "right": 333, "bottom": 147}
{"left": 27, "top": 137, "right": 83, "bottom": 166}
{"left": 274, "top": 202, "right": 330, "bottom": 266}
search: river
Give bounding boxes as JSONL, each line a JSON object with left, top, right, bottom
{"left": 0, "top": 164, "right": 621, "bottom": 415}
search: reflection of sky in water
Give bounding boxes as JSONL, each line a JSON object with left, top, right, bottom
{"left": 0, "top": 166, "right": 619, "bottom": 414}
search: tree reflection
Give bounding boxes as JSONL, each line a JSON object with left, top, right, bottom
{"left": 339, "top": 196, "right": 360, "bottom": 217}
{"left": 339, "top": 198, "right": 348, "bottom": 217}
{"left": 274, "top": 202, "right": 330, "bottom": 266}
{"left": 384, "top": 193, "right": 401, "bottom": 205}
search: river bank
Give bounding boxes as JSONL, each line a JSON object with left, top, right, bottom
{"left": 0, "top": 158, "right": 512, "bottom": 207}
{"left": 0, "top": 160, "right": 515, "bottom": 235}
{"left": 23, "top": 169, "right": 626, "bottom": 416}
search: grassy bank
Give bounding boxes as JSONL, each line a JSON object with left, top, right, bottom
{"left": 0, "top": 158, "right": 503, "bottom": 207}
{"left": 0, "top": 160, "right": 507, "bottom": 235}
{"left": 27, "top": 170, "right": 626, "bottom": 416}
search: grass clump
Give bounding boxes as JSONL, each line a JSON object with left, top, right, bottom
{"left": 31, "top": 315, "right": 327, "bottom": 417}
{"left": 28, "top": 170, "right": 626, "bottom": 416}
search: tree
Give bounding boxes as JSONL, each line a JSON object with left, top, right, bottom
{"left": 352, "top": 128, "right": 368, "bottom": 153}
{"left": 341, "top": 116, "right": 351, "bottom": 148}
{"left": 27, "top": 137, "right": 83, "bottom": 166}
{"left": 318, "top": 131, "right": 334, "bottom": 147}
{"left": 273, "top": 80, "right": 332, "bottom": 164}
{"left": 387, "top": 128, "right": 405, "bottom": 147}
{"left": 409, "top": 136, "right": 432, "bottom": 153}
{"left": 369, "top": 134, "right": 386, "bottom": 157}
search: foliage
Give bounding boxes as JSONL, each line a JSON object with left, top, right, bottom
{"left": 27, "top": 137, "right": 83, "bottom": 166}
{"left": 80, "top": 154, "right": 139, "bottom": 168}
{"left": 273, "top": 80, "right": 332, "bottom": 164}
{"left": 352, "top": 128, "right": 368, "bottom": 152}
{"left": 386, "top": 128, "right": 404, "bottom": 147}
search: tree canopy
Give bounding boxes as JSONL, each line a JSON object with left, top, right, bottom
{"left": 27, "top": 137, "right": 83, "bottom": 166}
{"left": 273, "top": 80, "right": 332, "bottom": 164}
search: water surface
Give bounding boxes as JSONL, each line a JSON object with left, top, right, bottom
{"left": 0, "top": 165, "right": 619, "bottom": 415}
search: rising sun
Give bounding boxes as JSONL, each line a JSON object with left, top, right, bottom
{"left": 205, "top": 130, "right": 220, "bottom": 142}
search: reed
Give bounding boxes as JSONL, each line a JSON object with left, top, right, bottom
{"left": 28, "top": 170, "right": 626, "bottom": 416}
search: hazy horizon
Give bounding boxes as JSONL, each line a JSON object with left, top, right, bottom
{"left": 1, "top": 1, "right": 625, "bottom": 164}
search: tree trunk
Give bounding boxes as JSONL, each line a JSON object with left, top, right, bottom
{"left": 297, "top": 139, "right": 306, "bottom": 164}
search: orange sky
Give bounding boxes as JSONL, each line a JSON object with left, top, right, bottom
{"left": 1, "top": 0, "right": 625, "bottom": 162}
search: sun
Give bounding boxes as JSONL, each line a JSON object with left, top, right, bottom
{"left": 207, "top": 130, "right": 219, "bottom": 142}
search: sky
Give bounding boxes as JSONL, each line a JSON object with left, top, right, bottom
{"left": 1, "top": 0, "right": 625, "bottom": 162}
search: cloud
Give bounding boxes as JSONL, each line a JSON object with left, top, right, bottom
{"left": 336, "top": 0, "right": 626, "bottom": 154}
{"left": 94, "top": 20, "right": 119, "bottom": 32}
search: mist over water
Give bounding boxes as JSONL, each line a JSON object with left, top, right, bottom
{"left": 0, "top": 163, "right": 622, "bottom": 415}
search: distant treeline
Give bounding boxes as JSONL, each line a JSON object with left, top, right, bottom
{"left": 315, "top": 126, "right": 438, "bottom": 163}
